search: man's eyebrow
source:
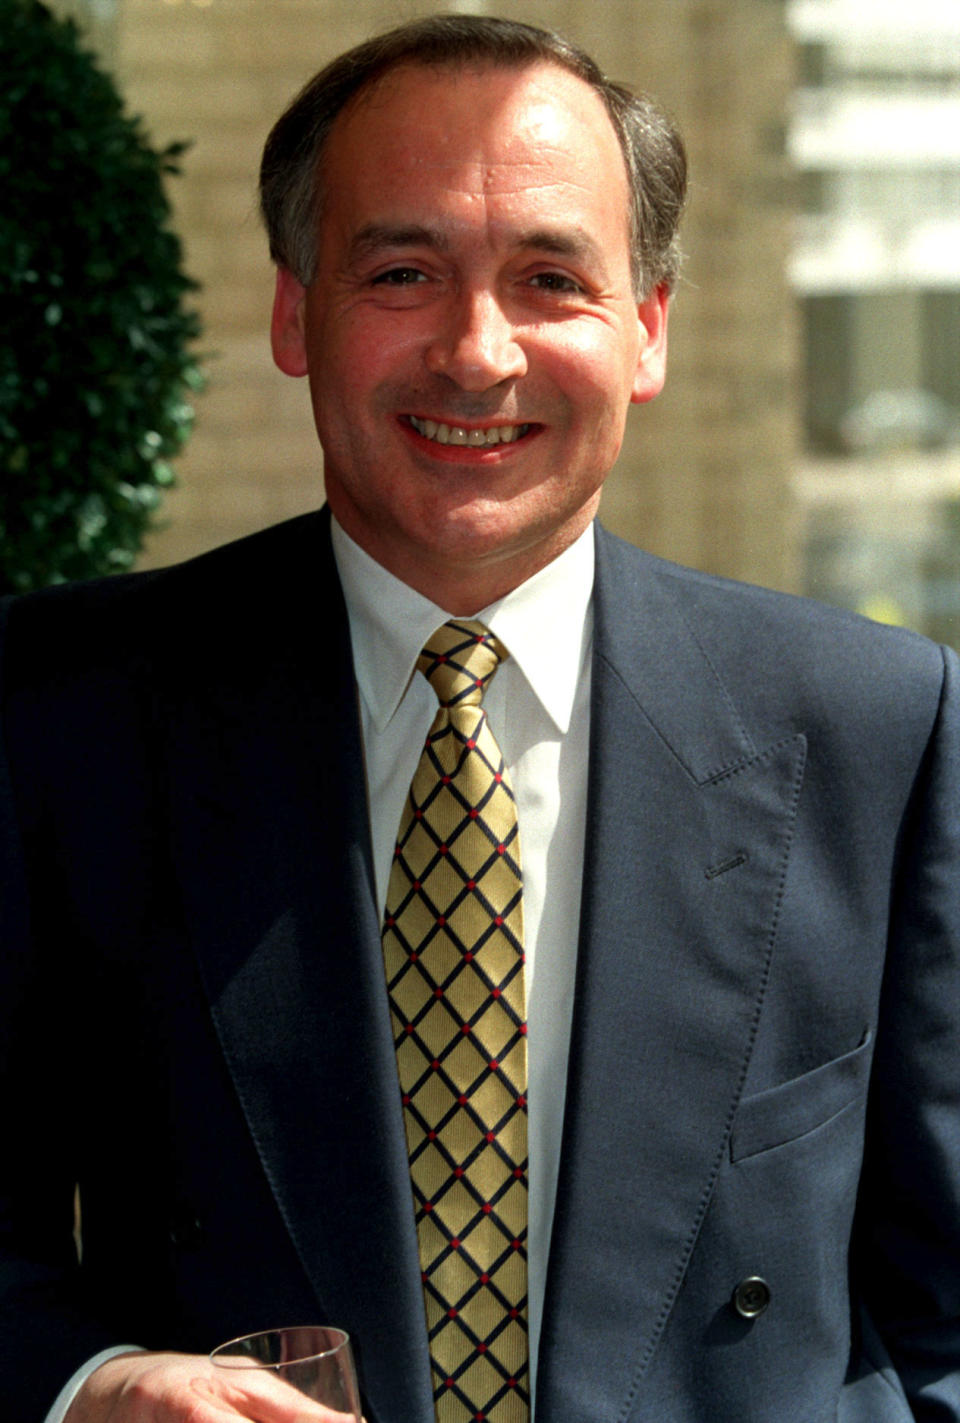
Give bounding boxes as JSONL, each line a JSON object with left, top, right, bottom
{"left": 514, "top": 226, "right": 605, "bottom": 265}
{"left": 348, "top": 223, "right": 449, "bottom": 262}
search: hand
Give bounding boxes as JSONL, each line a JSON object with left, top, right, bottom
{"left": 63, "top": 1350, "right": 359, "bottom": 1423}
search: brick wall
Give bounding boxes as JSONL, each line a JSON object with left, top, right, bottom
{"left": 74, "top": 0, "right": 801, "bottom": 591}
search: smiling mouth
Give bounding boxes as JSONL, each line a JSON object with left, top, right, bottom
{"left": 407, "top": 416, "right": 532, "bottom": 447}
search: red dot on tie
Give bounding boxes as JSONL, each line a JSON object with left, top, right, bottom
{"left": 495, "top": 915, "right": 504, "bottom": 926}
{"left": 462, "top": 1023, "right": 471, "bottom": 1034}
{"left": 491, "top": 988, "right": 501, "bottom": 999}
{"left": 402, "top": 1094, "right": 410, "bottom": 1106}
{"left": 464, "top": 951, "right": 474, "bottom": 963}
{"left": 485, "top": 1136, "right": 495, "bottom": 1146}
{"left": 393, "top": 847, "right": 400, "bottom": 859}
{"left": 517, "top": 1094, "right": 527, "bottom": 1108}
{"left": 451, "top": 1238, "right": 460, "bottom": 1249}
{"left": 512, "top": 1241, "right": 521, "bottom": 1251}
{"left": 474, "top": 678, "right": 482, "bottom": 688}
{"left": 421, "top": 1271, "right": 428, "bottom": 1283}
{"left": 448, "top": 1308, "right": 458, "bottom": 1319}
{"left": 476, "top": 1414, "right": 485, "bottom": 1422}
{"left": 480, "top": 1273, "right": 490, "bottom": 1284}
{"left": 489, "top": 1060, "right": 499, "bottom": 1071}
{"left": 510, "top": 1307, "right": 519, "bottom": 1317}
{"left": 429, "top": 1130, "right": 437, "bottom": 1140}
{"left": 438, "top": 655, "right": 448, "bottom": 663}
{"left": 410, "top": 951, "right": 419, "bottom": 962}
{"left": 446, "top": 1378, "right": 455, "bottom": 1389}
{"left": 423, "top": 1201, "right": 433, "bottom": 1212}
{"left": 431, "top": 1059, "right": 440, "bottom": 1070}
{"left": 477, "top": 1342, "right": 488, "bottom": 1353}
{"left": 442, "top": 775, "right": 452, "bottom": 785}
{"left": 413, "top": 880, "right": 421, "bottom": 891}
{"left": 514, "top": 1167, "right": 524, "bottom": 1178}
{"left": 466, "top": 881, "right": 476, "bottom": 891}
{"left": 436, "top": 917, "right": 446, "bottom": 928}
{"left": 483, "top": 1200, "right": 493, "bottom": 1210}
{"left": 440, "top": 844, "right": 448, "bottom": 855}
{"left": 415, "top": 809, "right": 423, "bottom": 820}
{"left": 508, "top": 1379, "right": 517, "bottom": 1390}
{"left": 469, "top": 808, "right": 479, "bottom": 818}
{"left": 467, "top": 739, "right": 476, "bottom": 749}
{"left": 494, "top": 772, "right": 503, "bottom": 783}
{"left": 405, "top": 1025, "right": 414, "bottom": 1035}
{"left": 519, "top": 1023, "right": 527, "bottom": 1035}
{"left": 497, "top": 844, "right": 505, "bottom": 855}
{"left": 456, "top": 1166, "right": 466, "bottom": 1177}
{"left": 385, "top": 916, "right": 395, "bottom": 927}
{"left": 458, "top": 1095, "right": 468, "bottom": 1105}
{"left": 435, "top": 986, "right": 444, "bottom": 996}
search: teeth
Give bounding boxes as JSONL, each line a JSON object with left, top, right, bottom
{"left": 410, "top": 416, "right": 529, "bottom": 447}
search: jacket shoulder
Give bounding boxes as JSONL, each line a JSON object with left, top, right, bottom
{"left": 594, "top": 524, "right": 952, "bottom": 739}
{"left": 0, "top": 510, "right": 334, "bottom": 684}
{"left": 597, "top": 524, "right": 946, "bottom": 670}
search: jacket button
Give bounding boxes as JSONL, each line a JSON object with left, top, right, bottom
{"left": 732, "top": 1276, "right": 771, "bottom": 1319}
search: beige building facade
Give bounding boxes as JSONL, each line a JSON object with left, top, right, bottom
{"left": 62, "top": 0, "right": 801, "bottom": 593}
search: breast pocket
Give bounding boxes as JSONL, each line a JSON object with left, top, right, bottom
{"left": 730, "top": 1029, "right": 873, "bottom": 1163}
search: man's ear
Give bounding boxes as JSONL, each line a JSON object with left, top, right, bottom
{"left": 270, "top": 266, "right": 309, "bottom": 377}
{"left": 631, "top": 284, "right": 670, "bottom": 405}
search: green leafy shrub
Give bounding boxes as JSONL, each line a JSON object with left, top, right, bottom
{"left": 0, "top": 0, "right": 201, "bottom": 592}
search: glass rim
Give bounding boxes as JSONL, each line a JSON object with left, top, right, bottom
{"left": 210, "top": 1325, "right": 351, "bottom": 1369}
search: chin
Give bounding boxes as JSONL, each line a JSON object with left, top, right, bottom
{"left": 414, "top": 509, "right": 530, "bottom": 562}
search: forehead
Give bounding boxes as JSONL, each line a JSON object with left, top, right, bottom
{"left": 319, "top": 60, "right": 630, "bottom": 214}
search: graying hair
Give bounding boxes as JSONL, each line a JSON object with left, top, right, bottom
{"left": 259, "top": 14, "right": 686, "bottom": 298}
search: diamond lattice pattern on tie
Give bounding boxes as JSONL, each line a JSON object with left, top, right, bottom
{"left": 383, "top": 618, "right": 529, "bottom": 1422}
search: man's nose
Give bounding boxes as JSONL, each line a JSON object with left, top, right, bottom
{"left": 424, "top": 290, "right": 528, "bottom": 389}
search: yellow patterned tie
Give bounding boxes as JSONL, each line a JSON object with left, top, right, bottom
{"left": 382, "top": 619, "right": 529, "bottom": 1423}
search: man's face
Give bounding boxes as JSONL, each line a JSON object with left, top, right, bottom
{"left": 272, "top": 59, "right": 668, "bottom": 608}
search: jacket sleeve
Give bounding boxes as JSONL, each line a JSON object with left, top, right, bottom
{"left": 856, "top": 643, "right": 960, "bottom": 1417}
{"left": 0, "top": 594, "right": 121, "bottom": 1422}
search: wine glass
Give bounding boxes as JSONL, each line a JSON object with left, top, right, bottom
{"left": 210, "top": 1325, "right": 362, "bottom": 1419}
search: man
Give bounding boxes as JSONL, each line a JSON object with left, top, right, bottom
{"left": 2, "top": 13, "right": 959, "bottom": 1423}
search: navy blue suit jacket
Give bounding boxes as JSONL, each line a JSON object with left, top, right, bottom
{"left": 2, "top": 510, "right": 960, "bottom": 1421}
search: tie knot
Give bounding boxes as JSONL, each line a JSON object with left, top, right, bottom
{"left": 417, "top": 619, "right": 508, "bottom": 707}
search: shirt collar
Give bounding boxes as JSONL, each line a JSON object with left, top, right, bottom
{"left": 331, "top": 517, "right": 595, "bottom": 736}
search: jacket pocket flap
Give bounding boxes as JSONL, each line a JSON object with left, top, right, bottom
{"left": 730, "top": 1029, "right": 872, "bottom": 1162}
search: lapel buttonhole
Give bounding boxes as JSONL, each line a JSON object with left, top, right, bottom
{"left": 704, "top": 850, "right": 749, "bottom": 881}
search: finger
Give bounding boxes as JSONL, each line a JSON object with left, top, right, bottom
{"left": 195, "top": 1370, "right": 356, "bottom": 1422}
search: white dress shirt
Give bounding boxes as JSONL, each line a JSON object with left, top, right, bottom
{"left": 45, "top": 517, "right": 595, "bottom": 1423}
{"left": 332, "top": 516, "right": 594, "bottom": 1411}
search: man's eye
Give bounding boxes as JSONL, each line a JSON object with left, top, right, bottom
{"left": 530, "top": 272, "right": 581, "bottom": 293}
{"left": 372, "top": 267, "right": 426, "bottom": 286}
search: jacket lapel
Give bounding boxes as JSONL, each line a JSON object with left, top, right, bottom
{"left": 537, "top": 529, "right": 806, "bottom": 1418}
{"left": 159, "top": 514, "right": 435, "bottom": 1423}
